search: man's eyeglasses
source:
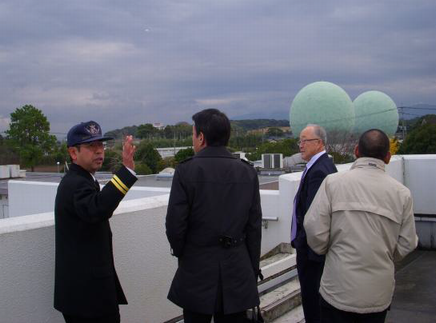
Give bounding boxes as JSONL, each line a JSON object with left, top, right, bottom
{"left": 297, "top": 138, "right": 320, "bottom": 146}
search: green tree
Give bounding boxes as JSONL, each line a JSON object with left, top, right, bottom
{"left": 135, "top": 163, "right": 152, "bottom": 175}
{"left": 175, "top": 147, "right": 195, "bottom": 164}
{"left": 158, "top": 157, "right": 176, "bottom": 170}
{"left": 0, "top": 138, "right": 19, "bottom": 164}
{"left": 137, "top": 124, "right": 157, "bottom": 139}
{"left": 5, "top": 105, "right": 56, "bottom": 171}
{"left": 135, "top": 141, "right": 162, "bottom": 173}
{"left": 53, "top": 142, "right": 69, "bottom": 164}
{"left": 399, "top": 124, "right": 436, "bottom": 154}
{"left": 174, "top": 122, "right": 192, "bottom": 138}
{"left": 266, "top": 127, "right": 284, "bottom": 137}
{"left": 101, "top": 149, "right": 123, "bottom": 173}
{"left": 246, "top": 139, "right": 298, "bottom": 161}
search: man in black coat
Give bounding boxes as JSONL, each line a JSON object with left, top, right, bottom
{"left": 291, "top": 124, "right": 337, "bottom": 323}
{"left": 166, "top": 109, "right": 262, "bottom": 323}
{"left": 54, "top": 121, "right": 137, "bottom": 323}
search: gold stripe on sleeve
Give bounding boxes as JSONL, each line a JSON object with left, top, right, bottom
{"left": 113, "top": 175, "right": 129, "bottom": 192}
{"left": 111, "top": 178, "right": 127, "bottom": 195}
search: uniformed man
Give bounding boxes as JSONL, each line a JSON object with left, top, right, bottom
{"left": 166, "top": 109, "right": 263, "bottom": 323}
{"left": 54, "top": 121, "right": 137, "bottom": 323}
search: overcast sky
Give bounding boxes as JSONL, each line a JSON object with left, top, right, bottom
{"left": 1, "top": 0, "right": 435, "bottom": 135}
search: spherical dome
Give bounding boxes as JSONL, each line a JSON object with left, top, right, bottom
{"left": 290, "top": 81, "right": 355, "bottom": 136}
{"left": 353, "top": 91, "right": 399, "bottom": 136}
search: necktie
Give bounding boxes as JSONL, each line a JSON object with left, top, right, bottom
{"left": 291, "top": 167, "right": 308, "bottom": 242}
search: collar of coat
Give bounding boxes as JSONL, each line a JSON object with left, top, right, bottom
{"left": 194, "top": 146, "right": 236, "bottom": 159}
{"left": 69, "top": 163, "right": 95, "bottom": 181}
{"left": 351, "top": 157, "right": 386, "bottom": 172}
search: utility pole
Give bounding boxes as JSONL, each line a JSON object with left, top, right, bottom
{"left": 173, "top": 128, "right": 176, "bottom": 156}
{"left": 400, "top": 105, "right": 406, "bottom": 140}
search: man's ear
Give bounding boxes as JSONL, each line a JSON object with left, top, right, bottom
{"left": 199, "top": 132, "right": 207, "bottom": 148}
{"left": 68, "top": 147, "right": 78, "bottom": 162}
{"left": 354, "top": 145, "right": 360, "bottom": 159}
{"left": 384, "top": 151, "right": 392, "bottom": 164}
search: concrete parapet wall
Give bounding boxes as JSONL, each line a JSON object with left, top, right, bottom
{"left": 7, "top": 181, "right": 170, "bottom": 218}
{"left": 0, "top": 195, "right": 181, "bottom": 323}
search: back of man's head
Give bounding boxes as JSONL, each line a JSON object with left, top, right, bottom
{"left": 358, "top": 129, "right": 390, "bottom": 161}
{"left": 192, "top": 109, "right": 231, "bottom": 146}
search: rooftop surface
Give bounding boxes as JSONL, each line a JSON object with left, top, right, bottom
{"left": 387, "top": 250, "right": 436, "bottom": 323}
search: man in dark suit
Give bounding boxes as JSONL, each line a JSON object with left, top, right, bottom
{"left": 54, "top": 121, "right": 137, "bottom": 323}
{"left": 166, "top": 109, "right": 262, "bottom": 323}
{"left": 291, "top": 124, "right": 337, "bottom": 323}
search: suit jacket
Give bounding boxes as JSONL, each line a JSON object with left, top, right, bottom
{"left": 54, "top": 163, "right": 137, "bottom": 317}
{"left": 166, "top": 146, "right": 262, "bottom": 315}
{"left": 293, "top": 153, "right": 337, "bottom": 261}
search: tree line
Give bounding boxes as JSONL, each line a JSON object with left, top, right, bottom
{"left": 1, "top": 104, "right": 436, "bottom": 174}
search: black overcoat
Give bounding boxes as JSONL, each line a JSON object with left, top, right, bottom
{"left": 54, "top": 163, "right": 137, "bottom": 317}
{"left": 166, "top": 146, "right": 262, "bottom": 315}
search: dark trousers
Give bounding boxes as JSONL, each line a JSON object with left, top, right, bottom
{"left": 183, "top": 309, "right": 246, "bottom": 323}
{"left": 320, "top": 297, "right": 388, "bottom": 323}
{"left": 62, "top": 312, "right": 120, "bottom": 323}
{"left": 296, "top": 247, "right": 325, "bottom": 323}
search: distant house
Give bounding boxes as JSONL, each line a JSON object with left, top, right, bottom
{"left": 152, "top": 122, "right": 165, "bottom": 130}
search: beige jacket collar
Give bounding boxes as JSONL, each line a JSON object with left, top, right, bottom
{"left": 350, "top": 157, "right": 386, "bottom": 172}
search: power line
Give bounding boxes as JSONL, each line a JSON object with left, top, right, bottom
{"left": 290, "top": 106, "right": 436, "bottom": 128}
{"left": 290, "top": 107, "right": 399, "bottom": 128}
{"left": 400, "top": 106, "right": 436, "bottom": 110}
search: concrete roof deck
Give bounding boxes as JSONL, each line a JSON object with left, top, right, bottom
{"left": 387, "top": 250, "right": 436, "bottom": 322}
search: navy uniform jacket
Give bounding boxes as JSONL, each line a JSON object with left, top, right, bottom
{"left": 54, "top": 163, "right": 137, "bottom": 317}
{"left": 166, "top": 146, "right": 262, "bottom": 315}
{"left": 293, "top": 153, "right": 337, "bottom": 260}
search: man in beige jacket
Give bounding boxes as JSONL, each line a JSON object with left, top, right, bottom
{"left": 304, "top": 129, "right": 418, "bottom": 323}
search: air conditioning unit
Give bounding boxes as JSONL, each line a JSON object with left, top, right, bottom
{"left": 261, "top": 154, "right": 283, "bottom": 169}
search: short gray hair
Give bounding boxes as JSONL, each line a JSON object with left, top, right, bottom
{"left": 306, "top": 124, "right": 327, "bottom": 145}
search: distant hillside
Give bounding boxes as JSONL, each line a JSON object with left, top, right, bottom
{"left": 104, "top": 125, "right": 138, "bottom": 139}
{"left": 406, "top": 114, "right": 436, "bottom": 132}
{"left": 105, "top": 119, "right": 290, "bottom": 138}
{"left": 232, "top": 110, "right": 289, "bottom": 121}
{"left": 230, "top": 119, "right": 289, "bottom": 131}
{"left": 400, "top": 104, "right": 436, "bottom": 120}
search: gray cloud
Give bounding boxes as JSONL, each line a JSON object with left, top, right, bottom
{"left": 0, "top": 0, "right": 435, "bottom": 135}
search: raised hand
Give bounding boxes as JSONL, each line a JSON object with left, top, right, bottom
{"left": 122, "top": 135, "right": 136, "bottom": 170}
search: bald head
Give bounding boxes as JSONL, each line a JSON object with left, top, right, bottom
{"left": 357, "top": 129, "right": 390, "bottom": 161}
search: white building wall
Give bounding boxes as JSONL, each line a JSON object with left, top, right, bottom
{"left": 385, "top": 155, "right": 404, "bottom": 184}
{"left": 259, "top": 190, "right": 281, "bottom": 255}
{"left": 8, "top": 181, "right": 59, "bottom": 218}
{"left": 402, "top": 155, "right": 436, "bottom": 214}
{"left": 156, "top": 146, "right": 192, "bottom": 158}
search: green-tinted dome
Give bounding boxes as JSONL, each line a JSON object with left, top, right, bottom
{"left": 353, "top": 91, "right": 399, "bottom": 136}
{"left": 290, "top": 81, "right": 354, "bottom": 136}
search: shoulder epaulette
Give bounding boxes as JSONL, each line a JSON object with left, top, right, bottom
{"left": 241, "top": 159, "right": 254, "bottom": 166}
